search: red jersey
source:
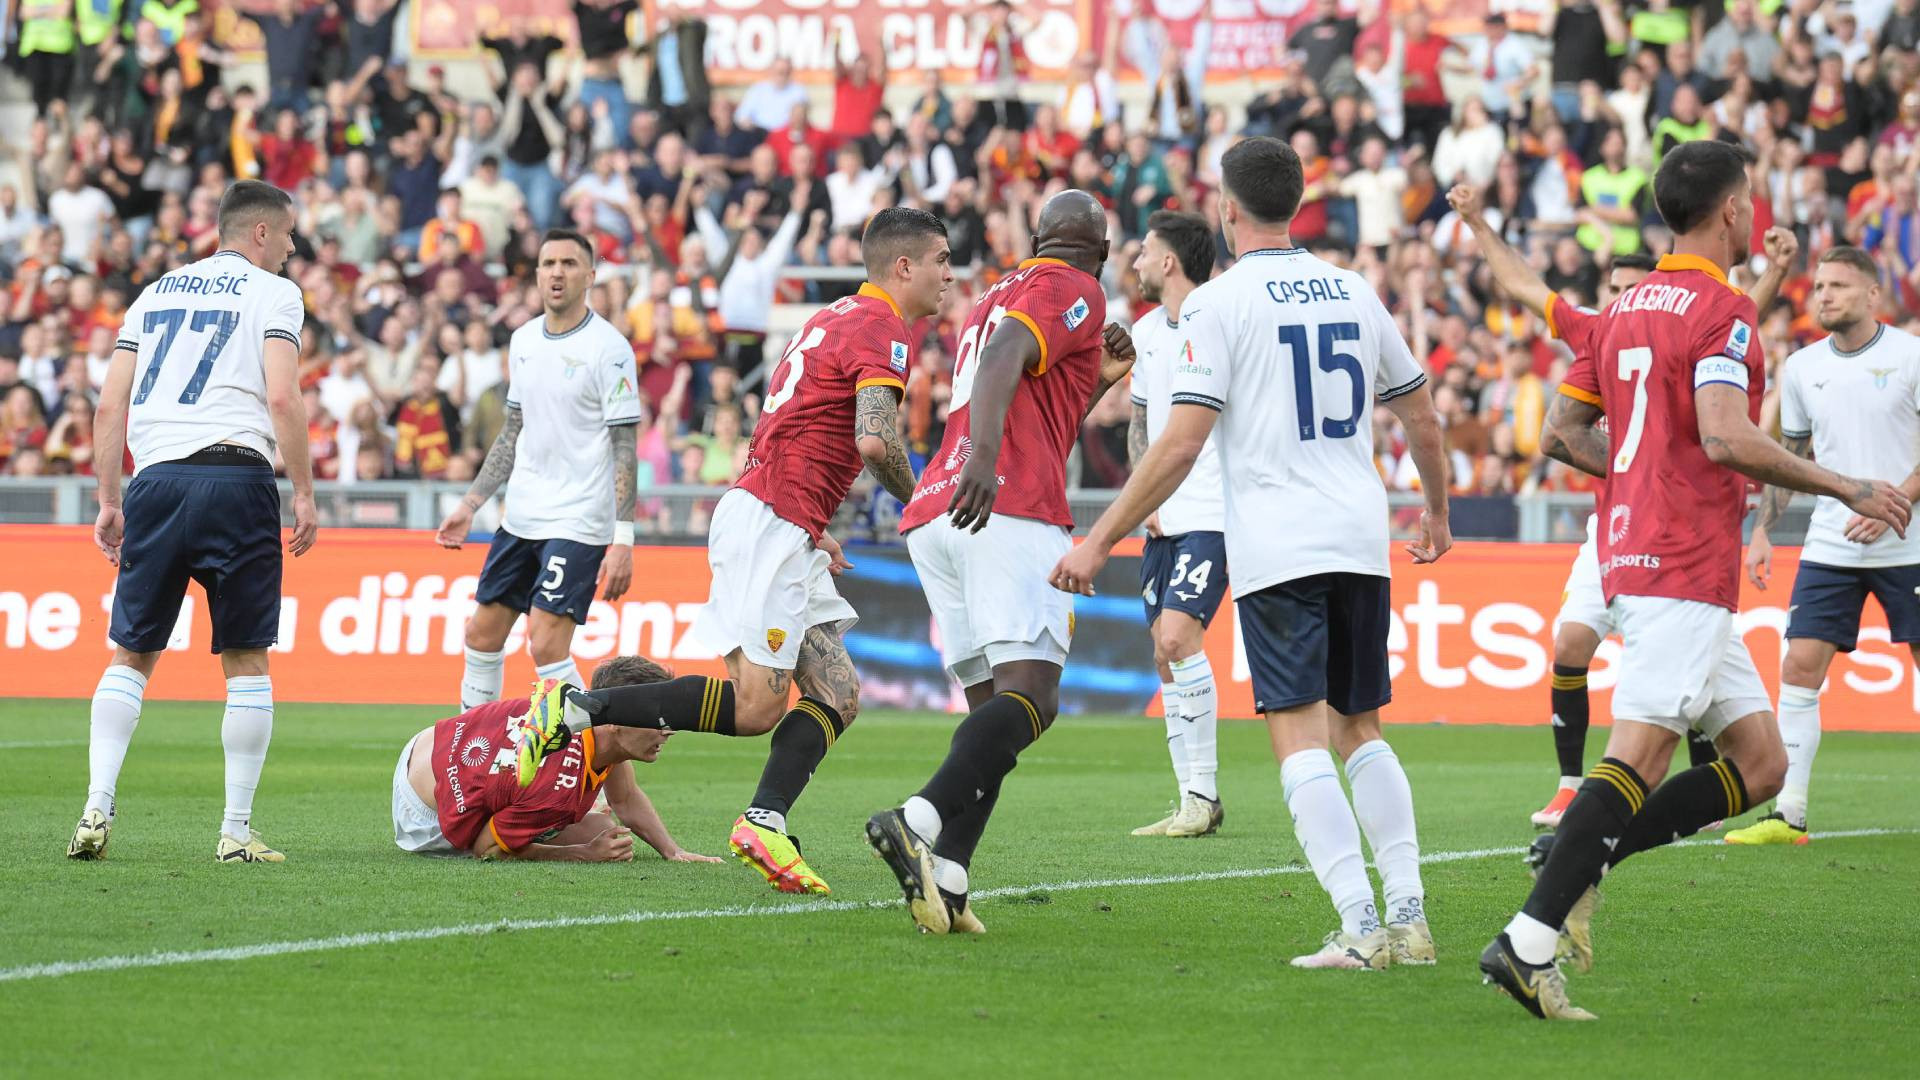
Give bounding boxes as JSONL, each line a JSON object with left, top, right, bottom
{"left": 1556, "top": 255, "right": 1764, "bottom": 611}
{"left": 431, "top": 699, "right": 608, "bottom": 853}
{"left": 736, "top": 282, "right": 911, "bottom": 540}
{"left": 900, "top": 258, "right": 1107, "bottom": 533}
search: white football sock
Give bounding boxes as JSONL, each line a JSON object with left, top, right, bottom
{"left": 1504, "top": 912, "right": 1561, "bottom": 966}
{"left": 460, "top": 646, "right": 506, "bottom": 709}
{"left": 1160, "top": 680, "right": 1189, "bottom": 797}
{"left": 1280, "top": 748, "right": 1379, "bottom": 937}
{"left": 221, "top": 675, "right": 274, "bottom": 842}
{"left": 1776, "top": 684, "right": 1820, "bottom": 829}
{"left": 902, "top": 795, "right": 943, "bottom": 844}
{"left": 1171, "top": 652, "right": 1218, "bottom": 800}
{"left": 1345, "top": 739, "right": 1424, "bottom": 918}
{"left": 534, "top": 655, "right": 582, "bottom": 691}
{"left": 743, "top": 807, "right": 787, "bottom": 834}
{"left": 86, "top": 665, "right": 147, "bottom": 818}
{"left": 1558, "top": 775, "right": 1582, "bottom": 791}
{"left": 933, "top": 855, "right": 969, "bottom": 895}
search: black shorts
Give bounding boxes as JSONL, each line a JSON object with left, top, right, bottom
{"left": 1237, "top": 572, "right": 1393, "bottom": 716}
{"left": 1786, "top": 560, "right": 1920, "bottom": 651}
{"left": 1140, "top": 531, "right": 1229, "bottom": 628}
{"left": 110, "top": 452, "right": 283, "bottom": 654}
{"left": 474, "top": 529, "right": 606, "bottom": 625}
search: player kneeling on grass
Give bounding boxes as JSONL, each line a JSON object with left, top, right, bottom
{"left": 393, "top": 655, "right": 719, "bottom": 863}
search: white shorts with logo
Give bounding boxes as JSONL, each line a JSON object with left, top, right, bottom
{"left": 691, "top": 488, "right": 857, "bottom": 671}
{"left": 906, "top": 512, "right": 1073, "bottom": 687}
{"left": 1609, "top": 595, "right": 1771, "bottom": 740}
{"left": 1554, "top": 518, "right": 1613, "bottom": 638}
{"left": 393, "top": 729, "right": 456, "bottom": 854}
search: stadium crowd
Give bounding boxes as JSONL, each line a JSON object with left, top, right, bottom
{"left": 3, "top": 0, "right": 1920, "bottom": 529}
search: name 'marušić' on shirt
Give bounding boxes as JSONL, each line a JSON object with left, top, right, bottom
{"left": 147, "top": 271, "right": 252, "bottom": 297}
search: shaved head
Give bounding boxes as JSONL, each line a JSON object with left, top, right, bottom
{"left": 1031, "top": 189, "right": 1110, "bottom": 277}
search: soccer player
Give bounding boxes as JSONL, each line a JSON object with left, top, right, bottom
{"left": 1731, "top": 247, "right": 1920, "bottom": 845}
{"left": 528, "top": 208, "right": 951, "bottom": 896}
{"left": 436, "top": 229, "right": 641, "bottom": 707}
{"left": 1125, "top": 210, "right": 1228, "bottom": 839}
{"left": 68, "top": 180, "right": 317, "bottom": 864}
{"left": 392, "top": 656, "right": 719, "bottom": 863}
{"left": 862, "top": 190, "right": 1135, "bottom": 935}
{"left": 1481, "top": 141, "right": 1909, "bottom": 1020}
{"left": 1053, "top": 138, "right": 1451, "bottom": 971}
{"left": 1446, "top": 184, "right": 1797, "bottom": 827}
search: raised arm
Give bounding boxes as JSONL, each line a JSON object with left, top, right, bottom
{"left": 1749, "top": 226, "right": 1798, "bottom": 314}
{"left": 436, "top": 404, "right": 523, "bottom": 547}
{"left": 1447, "top": 184, "right": 1552, "bottom": 320}
{"left": 855, "top": 384, "right": 917, "bottom": 503}
{"left": 1082, "top": 323, "right": 1136, "bottom": 424}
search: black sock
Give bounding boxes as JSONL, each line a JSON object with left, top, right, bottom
{"left": 916, "top": 691, "right": 1047, "bottom": 824}
{"left": 1521, "top": 757, "right": 1648, "bottom": 930}
{"left": 1607, "top": 759, "right": 1748, "bottom": 870}
{"left": 567, "top": 676, "right": 736, "bottom": 735}
{"left": 1550, "top": 664, "right": 1590, "bottom": 778}
{"left": 747, "top": 698, "right": 845, "bottom": 819}
{"left": 932, "top": 775, "right": 1002, "bottom": 870}
{"left": 1685, "top": 729, "right": 1720, "bottom": 768}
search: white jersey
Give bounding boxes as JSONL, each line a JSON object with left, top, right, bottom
{"left": 502, "top": 310, "right": 642, "bottom": 546}
{"left": 1169, "top": 247, "right": 1427, "bottom": 594}
{"left": 1779, "top": 324, "right": 1920, "bottom": 569}
{"left": 116, "top": 249, "right": 304, "bottom": 471}
{"left": 1129, "top": 307, "right": 1225, "bottom": 536}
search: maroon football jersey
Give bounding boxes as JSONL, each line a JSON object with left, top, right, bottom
{"left": 432, "top": 699, "right": 608, "bottom": 852}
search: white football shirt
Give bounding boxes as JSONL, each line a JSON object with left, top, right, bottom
{"left": 502, "top": 310, "right": 643, "bottom": 546}
{"left": 1169, "top": 247, "right": 1427, "bottom": 594}
{"left": 1779, "top": 325, "right": 1920, "bottom": 569}
{"left": 116, "top": 249, "right": 304, "bottom": 471}
{"left": 1129, "top": 307, "right": 1225, "bottom": 536}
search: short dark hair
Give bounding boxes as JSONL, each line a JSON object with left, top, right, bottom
{"left": 1818, "top": 245, "right": 1879, "bottom": 281}
{"left": 1610, "top": 252, "right": 1659, "bottom": 273}
{"left": 591, "top": 655, "right": 672, "bottom": 690}
{"left": 1146, "top": 210, "right": 1215, "bottom": 286}
{"left": 1219, "top": 137, "right": 1304, "bottom": 226}
{"left": 216, "top": 180, "right": 293, "bottom": 241}
{"left": 1653, "top": 140, "right": 1756, "bottom": 235}
{"left": 860, "top": 207, "right": 948, "bottom": 277}
{"left": 539, "top": 227, "right": 595, "bottom": 264}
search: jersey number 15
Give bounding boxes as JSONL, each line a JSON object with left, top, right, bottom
{"left": 1280, "top": 322, "right": 1364, "bottom": 441}
{"left": 133, "top": 308, "right": 242, "bottom": 407}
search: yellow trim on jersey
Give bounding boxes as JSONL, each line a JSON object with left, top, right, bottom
{"left": 488, "top": 818, "right": 515, "bottom": 854}
{"left": 856, "top": 377, "right": 906, "bottom": 393}
{"left": 1018, "top": 257, "right": 1070, "bottom": 270}
{"left": 580, "top": 727, "right": 610, "bottom": 790}
{"left": 1655, "top": 253, "right": 1736, "bottom": 290}
{"left": 857, "top": 281, "right": 903, "bottom": 318}
{"left": 1558, "top": 383, "right": 1603, "bottom": 407}
{"left": 1003, "top": 310, "right": 1050, "bottom": 375}
{"left": 1544, "top": 293, "right": 1564, "bottom": 339}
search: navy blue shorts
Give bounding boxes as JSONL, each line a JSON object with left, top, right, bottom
{"left": 1786, "top": 560, "right": 1920, "bottom": 650}
{"left": 1237, "top": 572, "right": 1393, "bottom": 715}
{"left": 1140, "top": 531, "right": 1229, "bottom": 628}
{"left": 474, "top": 530, "right": 606, "bottom": 625}
{"left": 110, "top": 459, "right": 282, "bottom": 654}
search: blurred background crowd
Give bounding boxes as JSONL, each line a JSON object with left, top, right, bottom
{"left": 3, "top": 0, "right": 1920, "bottom": 534}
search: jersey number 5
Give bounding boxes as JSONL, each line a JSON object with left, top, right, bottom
{"left": 764, "top": 325, "right": 826, "bottom": 416}
{"left": 1279, "top": 322, "right": 1363, "bottom": 440}
{"left": 133, "top": 308, "right": 242, "bottom": 406}
{"left": 1612, "top": 346, "right": 1653, "bottom": 472}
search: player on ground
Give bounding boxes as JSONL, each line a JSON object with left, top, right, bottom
{"left": 524, "top": 208, "right": 951, "bottom": 896}
{"left": 1125, "top": 210, "right": 1229, "bottom": 838}
{"left": 392, "top": 656, "right": 719, "bottom": 862}
{"left": 68, "top": 180, "right": 316, "bottom": 864}
{"left": 861, "top": 190, "right": 1135, "bottom": 935}
{"left": 1482, "top": 141, "right": 1910, "bottom": 1020}
{"left": 1731, "top": 246, "right": 1920, "bottom": 845}
{"left": 1052, "top": 138, "right": 1451, "bottom": 971}
{"left": 436, "top": 229, "right": 640, "bottom": 707}
{"left": 1448, "top": 185, "right": 1797, "bottom": 827}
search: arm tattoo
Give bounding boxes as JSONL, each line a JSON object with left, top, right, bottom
{"left": 1127, "top": 401, "right": 1148, "bottom": 470}
{"left": 1753, "top": 433, "right": 1812, "bottom": 536}
{"left": 610, "top": 423, "right": 638, "bottom": 528}
{"left": 1541, "top": 394, "right": 1609, "bottom": 478}
{"left": 463, "top": 406, "right": 523, "bottom": 510}
{"left": 795, "top": 623, "right": 860, "bottom": 720}
{"left": 854, "top": 384, "right": 917, "bottom": 504}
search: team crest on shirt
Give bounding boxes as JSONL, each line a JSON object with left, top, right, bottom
{"left": 766, "top": 628, "right": 788, "bottom": 653}
{"left": 1063, "top": 297, "right": 1091, "bottom": 331}
{"left": 460, "top": 735, "right": 493, "bottom": 768}
{"left": 1608, "top": 504, "right": 1632, "bottom": 545}
{"left": 1724, "top": 321, "right": 1752, "bottom": 361}
{"left": 562, "top": 356, "right": 586, "bottom": 380}
{"left": 1870, "top": 367, "right": 1895, "bottom": 389}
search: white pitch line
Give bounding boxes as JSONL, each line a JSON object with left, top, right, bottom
{"left": 3, "top": 827, "right": 1911, "bottom": 985}
{"left": 0, "top": 740, "right": 86, "bottom": 750}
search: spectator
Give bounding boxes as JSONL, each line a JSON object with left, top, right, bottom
{"left": 16, "top": 0, "right": 78, "bottom": 118}
{"left": 1060, "top": 53, "right": 1120, "bottom": 142}
{"left": 765, "top": 105, "right": 833, "bottom": 178}
{"left": 1652, "top": 83, "right": 1714, "bottom": 165}
{"left": 419, "top": 190, "right": 486, "bottom": 263}
{"left": 565, "top": 148, "right": 637, "bottom": 240}
{"left": 1575, "top": 126, "right": 1649, "bottom": 256}
{"left": 1110, "top": 132, "right": 1170, "bottom": 239}
{"left": 390, "top": 358, "right": 463, "bottom": 479}
{"left": 387, "top": 129, "right": 447, "bottom": 250}
{"left": 458, "top": 155, "right": 525, "bottom": 255}
{"left": 693, "top": 187, "right": 803, "bottom": 375}
{"left": 1432, "top": 99, "right": 1505, "bottom": 190}
{"left": 831, "top": 32, "right": 887, "bottom": 143}
{"left": 1399, "top": 9, "right": 1459, "bottom": 152}
{"left": 1701, "top": 0, "right": 1782, "bottom": 81}
{"left": 979, "top": 0, "right": 1030, "bottom": 129}
{"left": 1546, "top": 1, "right": 1628, "bottom": 122}
{"left": 1297, "top": 0, "right": 1362, "bottom": 89}
{"left": 0, "top": 383, "right": 49, "bottom": 472}
{"left": 1340, "top": 135, "right": 1407, "bottom": 253}
{"left": 641, "top": 16, "right": 709, "bottom": 135}
{"left": 1887, "top": 0, "right": 1920, "bottom": 51}
{"left": 1652, "top": 38, "right": 1711, "bottom": 121}
{"left": 693, "top": 96, "right": 757, "bottom": 175}
{"left": 736, "top": 58, "right": 811, "bottom": 133}
{"left": 1465, "top": 14, "right": 1539, "bottom": 125}
{"left": 244, "top": 0, "right": 327, "bottom": 115}
{"left": 47, "top": 164, "right": 115, "bottom": 265}
{"left": 824, "top": 144, "right": 896, "bottom": 231}
{"left": 493, "top": 60, "right": 567, "bottom": 229}
{"left": 573, "top": 0, "right": 639, "bottom": 146}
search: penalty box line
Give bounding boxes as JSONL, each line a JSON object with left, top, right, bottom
{"left": 3, "top": 828, "right": 1912, "bottom": 985}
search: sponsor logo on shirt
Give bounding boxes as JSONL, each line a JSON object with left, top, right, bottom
{"left": 1608, "top": 504, "right": 1631, "bottom": 544}
{"left": 890, "top": 340, "right": 909, "bottom": 374}
{"left": 1064, "top": 296, "right": 1090, "bottom": 331}
{"left": 607, "top": 376, "right": 636, "bottom": 404}
{"left": 1602, "top": 552, "right": 1663, "bottom": 573}
{"left": 460, "top": 734, "right": 493, "bottom": 768}
{"left": 944, "top": 434, "right": 973, "bottom": 471}
{"left": 1176, "top": 338, "right": 1211, "bottom": 376}
{"left": 1724, "top": 320, "right": 1752, "bottom": 360}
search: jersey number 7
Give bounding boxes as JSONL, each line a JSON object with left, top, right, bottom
{"left": 1612, "top": 346, "right": 1653, "bottom": 473}
{"left": 133, "top": 308, "right": 243, "bottom": 407}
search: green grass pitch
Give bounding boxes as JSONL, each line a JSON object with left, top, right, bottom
{"left": 3, "top": 700, "right": 1917, "bottom": 1077}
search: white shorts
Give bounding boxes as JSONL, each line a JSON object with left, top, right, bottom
{"left": 1553, "top": 523, "right": 1613, "bottom": 638}
{"left": 906, "top": 512, "right": 1073, "bottom": 687}
{"left": 691, "top": 489, "right": 857, "bottom": 670}
{"left": 393, "top": 729, "right": 456, "bottom": 854}
{"left": 1609, "top": 595, "right": 1772, "bottom": 740}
